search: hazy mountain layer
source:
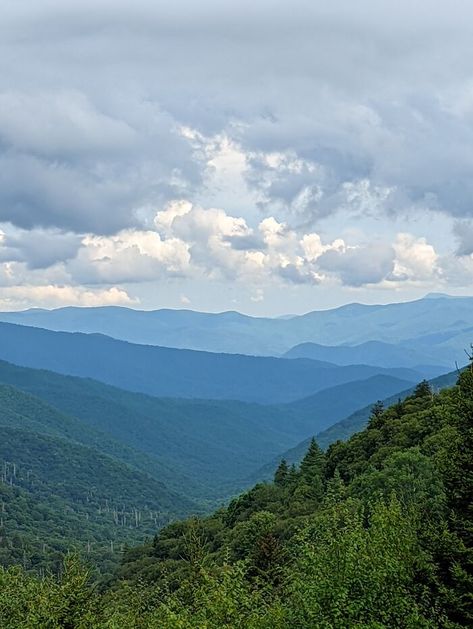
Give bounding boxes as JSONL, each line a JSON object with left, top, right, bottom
{"left": 284, "top": 340, "right": 446, "bottom": 376}
{"left": 0, "top": 322, "right": 422, "bottom": 403}
{"left": 0, "top": 358, "right": 418, "bottom": 498}
{"left": 0, "top": 294, "right": 470, "bottom": 365}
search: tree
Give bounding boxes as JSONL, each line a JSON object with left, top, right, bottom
{"left": 300, "top": 439, "right": 325, "bottom": 480}
{"left": 368, "top": 400, "right": 385, "bottom": 429}
{"left": 274, "top": 460, "right": 289, "bottom": 486}
{"left": 414, "top": 379, "right": 433, "bottom": 399}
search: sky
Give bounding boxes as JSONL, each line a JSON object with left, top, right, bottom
{"left": 0, "top": 0, "right": 473, "bottom": 315}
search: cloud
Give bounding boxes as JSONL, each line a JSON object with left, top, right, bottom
{"left": 152, "top": 204, "right": 446, "bottom": 288}
{"left": 0, "top": 203, "right": 468, "bottom": 295}
{"left": 392, "top": 233, "right": 438, "bottom": 281}
{"left": 0, "top": 91, "right": 205, "bottom": 234}
{"left": 0, "top": 0, "right": 472, "bottom": 239}
{"left": 154, "top": 203, "right": 263, "bottom": 281}
{"left": 68, "top": 229, "right": 191, "bottom": 284}
{"left": 453, "top": 220, "right": 473, "bottom": 256}
{"left": 0, "top": 226, "right": 81, "bottom": 269}
{"left": 438, "top": 254, "right": 473, "bottom": 287}
{"left": 318, "top": 242, "right": 396, "bottom": 287}
{"left": 0, "top": 284, "right": 136, "bottom": 310}
{"left": 0, "top": 1, "right": 473, "bottom": 308}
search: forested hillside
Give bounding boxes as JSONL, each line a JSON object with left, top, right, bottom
{"left": 0, "top": 321, "right": 426, "bottom": 403}
{"left": 0, "top": 362, "right": 303, "bottom": 498}
{"left": 256, "top": 367, "right": 461, "bottom": 480}
{"left": 0, "top": 387, "right": 197, "bottom": 578}
{"left": 0, "top": 359, "right": 418, "bottom": 498}
{"left": 2, "top": 362, "right": 471, "bottom": 627}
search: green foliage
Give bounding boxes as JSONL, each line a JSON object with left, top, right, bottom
{"left": 111, "top": 370, "right": 473, "bottom": 627}
{"left": 0, "top": 358, "right": 370, "bottom": 499}
{"left": 284, "top": 497, "right": 437, "bottom": 627}
{"left": 258, "top": 367, "right": 460, "bottom": 478}
{"left": 0, "top": 387, "right": 196, "bottom": 580}
{"left": 0, "top": 554, "right": 96, "bottom": 628}
{"left": 1, "top": 368, "right": 472, "bottom": 626}
{"left": 273, "top": 459, "right": 289, "bottom": 485}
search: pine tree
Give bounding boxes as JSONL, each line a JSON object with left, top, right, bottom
{"left": 274, "top": 459, "right": 289, "bottom": 486}
{"left": 299, "top": 439, "right": 325, "bottom": 503}
{"left": 368, "top": 400, "right": 385, "bottom": 429}
{"left": 300, "top": 438, "right": 325, "bottom": 480}
{"left": 324, "top": 468, "right": 346, "bottom": 505}
{"left": 413, "top": 379, "right": 432, "bottom": 399}
{"left": 287, "top": 463, "right": 299, "bottom": 485}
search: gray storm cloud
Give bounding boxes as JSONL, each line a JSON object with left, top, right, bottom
{"left": 0, "top": 0, "right": 473, "bottom": 236}
{"left": 453, "top": 221, "right": 473, "bottom": 257}
{"left": 0, "top": 0, "right": 471, "bottom": 312}
{"left": 0, "top": 227, "right": 82, "bottom": 269}
{"left": 318, "top": 243, "right": 396, "bottom": 287}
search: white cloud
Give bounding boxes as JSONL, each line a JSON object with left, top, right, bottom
{"left": 392, "top": 233, "right": 438, "bottom": 281}
{"left": 0, "top": 285, "right": 136, "bottom": 310}
{"left": 69, "top": 229, "right": 191, "bottom": 284}
{"left": 0, "top": 205, "right": 461, "bottom": 295}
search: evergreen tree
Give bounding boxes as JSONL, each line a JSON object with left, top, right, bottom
{"left": 287, "top": 463, "right": 299, "bottom": 485}
{"left": 324, "top": 468, "right": 346, "bottom": 505}
{"left": 368, "top": 400, "right": 385, "bottom": 429}
{"left": 274, "top": 459, "right": 289, "bottom": 486}
{"left": 414, "top": 379, "right": 433, "bottom": 399}
{"left": 299, "top": 439, "right": 325, "bottom": 503}
{"left": 300, "top": 438, "right": 325, "bottom": 480}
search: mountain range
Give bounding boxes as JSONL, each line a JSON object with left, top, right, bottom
{"left": 0, "top": 321, "right": 425, "bottom": 403}
{"left": 0, "top": 295, "right": 470, "bottom": 583}
{"left": 0, "top": 357, "right": 415, "bottom": 497}
{"left": 0, "top": 293, "right": 470, "bottom": 367}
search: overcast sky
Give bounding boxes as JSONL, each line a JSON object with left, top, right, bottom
{"left": 0, "top": 0, "right": 472, "bottom": 314}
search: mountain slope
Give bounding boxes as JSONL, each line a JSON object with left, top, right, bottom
{"left": 284, "top": 340, "right": 446, "bottom": 377}
{"left": 256, "top": 368, "right": 461, "bottom": 479}
{"left": 0, "top": 382, "right": 197, "bottom": 496}
{"left": 282, "top": 374, "right": 414, "bottom": 432}
{"left": 0, "top": 322, "right": 422, "bottom": 403}
{"left": 0, "top": 294, "right": 471, "bottom": 362}
{"left": 0, "top": 426, "right": 192, "bottom": 516}
{"left": 0, "top": 386, "right": 198, "bottom": 576}
{"left": 92, "top": 369, "right": 472, "bottom": 627}
{"left": 314, "top": 367, "right": 461, "bottom": 449}
{"left": 0, "top": 361, "right": 320, "bottom": 494}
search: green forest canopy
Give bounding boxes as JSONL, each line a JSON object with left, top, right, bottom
{"left": 1, "top": 364, "right": 472, "bottom": 627}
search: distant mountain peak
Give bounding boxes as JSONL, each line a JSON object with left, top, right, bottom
{"left": 424, "top": 292, "right": 455, "bottom": 300}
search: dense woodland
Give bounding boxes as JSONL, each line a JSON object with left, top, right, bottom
{"left": 0, "top": 358, "right": 416, "bottom": 498}
{"left": 0, "top": 360, "right": 471, "bottom": 627}
{"left": 0, "top": 358, "right": 457, "bottom": 583}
